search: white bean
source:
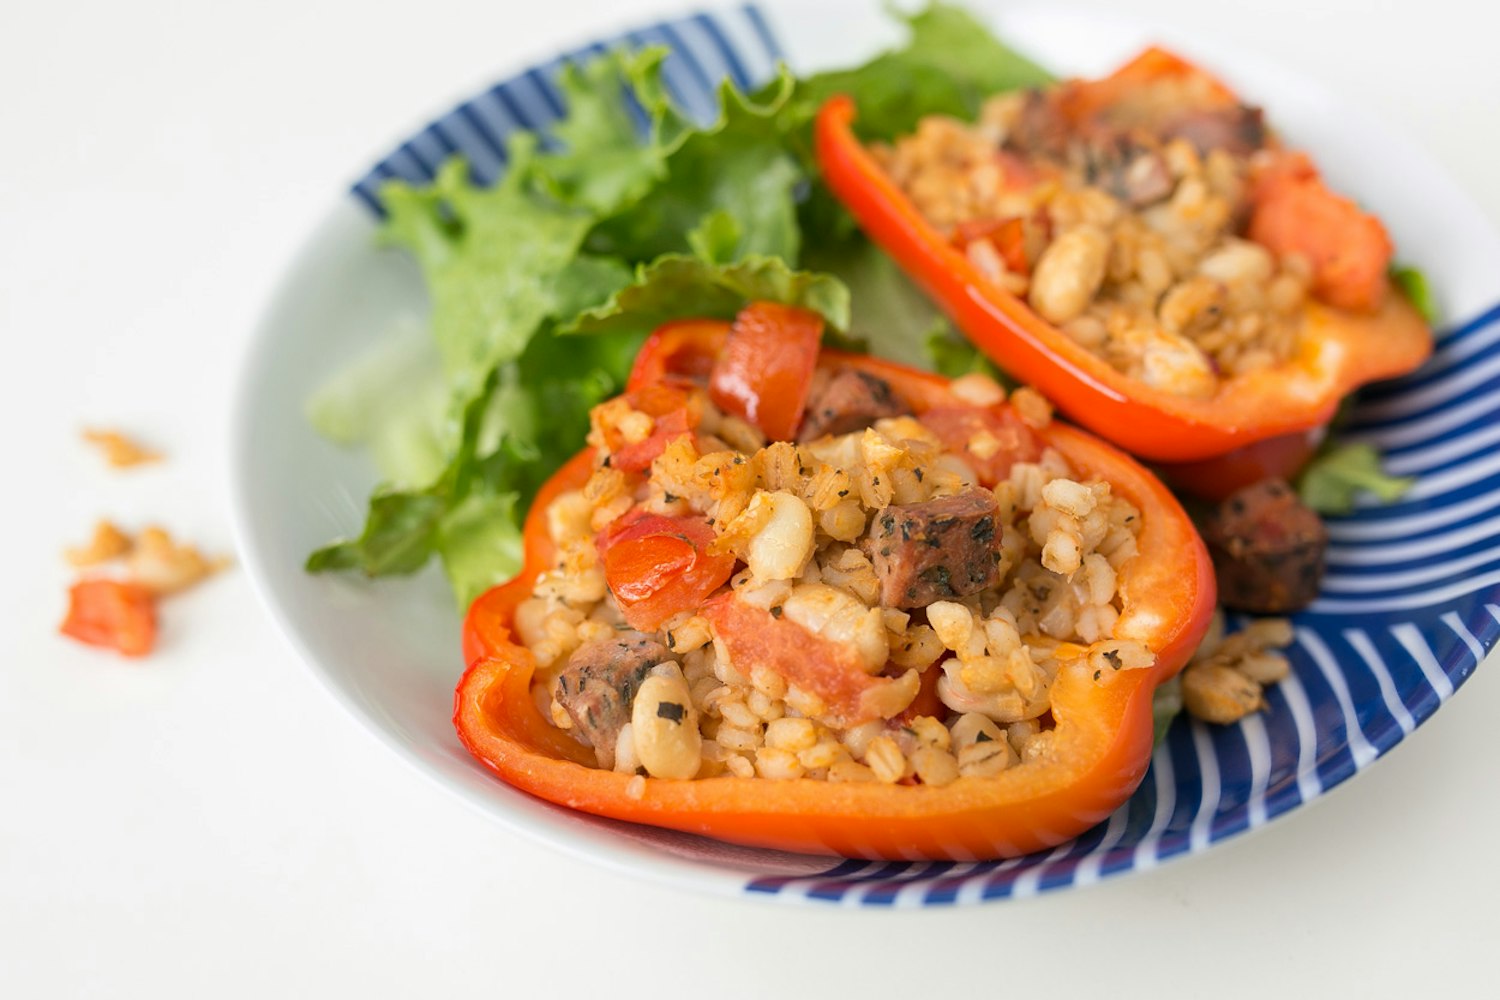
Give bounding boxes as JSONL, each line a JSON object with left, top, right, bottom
{"left": 746, "top": 491, "right": 815, "bottom": 581}
{"left": 631, "top": 671, "right": 702, "bottom": 780}
{"left": 1028, "top": 225, "right": 1110, "bottom": 324}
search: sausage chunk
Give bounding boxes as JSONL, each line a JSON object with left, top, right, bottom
{"left": 1005, "top": 88, "right": 1071, "bottom": 160}
{"left": 1202, "top": 478, "right": 1326, "bottom": 613}
{"left": 1160, "top": 104, "right": 1266, "bottom": 158}
{"left": 555, "top": 632, "right": 671, "bottom": 769}
{"left": 797, "top": 369, "right": 912, "bottom": 442}
{"left": 1075, "top": 132, "right": 1174, "bottom": 207}
{"left": 864, "top": 488, "right": 1001, "bottom": 608}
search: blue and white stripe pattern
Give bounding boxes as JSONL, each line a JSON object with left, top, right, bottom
{"left": 349, "top": 6, "right": 1496, "bottom": 906}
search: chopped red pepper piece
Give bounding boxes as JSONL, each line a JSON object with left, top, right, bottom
{"left": 1248, "top": 151, "right": 1395, "bottom": 313}
{"left": 708, "top": 301, "right": 823, "bottom": 442}
{"left": 625, "top": 319, "right": 730, "bottom": 395}
{"left": 701, "top": 591, "right": 919, "bottom": 725}
{"left": 60, "top": 579, "right": 157, "bottom": 657}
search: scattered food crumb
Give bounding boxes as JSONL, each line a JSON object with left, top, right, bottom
{"left": 1181, "top": 612, "right": 1295, "bottom": 724}
{"left": 82, "top": 428, "right": 162, "bottom": 468}
{"left": 127, "top": 526, "right": 232, "bottom": 595}
{"left": 58, "top": 520, "right": 231, "bottom": 657}
{"left": 65, "top": 519, "right": 133, "bottom": 567}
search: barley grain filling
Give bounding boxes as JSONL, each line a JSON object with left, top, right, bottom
{"left": 514, "top": 371, "right": 1151, "bottom": 787}
{"left": 873, "top": 77, "right": 1315, "bottom": 398}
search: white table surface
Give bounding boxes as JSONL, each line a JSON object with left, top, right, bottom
{"left": 4, "top": 0, "right": 1497, "bottom": 995}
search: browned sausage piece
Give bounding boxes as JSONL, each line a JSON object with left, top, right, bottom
{"left": 1160, "top": 105, "right": 1266, "bottom": 158}
{"left": 797, "top": 369, "right": 912, "bottom": 442}
{"left": 1074, "top": 132, "right": 1174, "bottom": 207}
{"left": 864, "top": 488, "right": 1001, "bottom": 608}
{"left": 1005, "top": 89, "right": 1071, "bottom": 160}
{"left": 1202, "top": 478, "right": 1327, "bottom": 613}
{"left": 555, "top": 632, "right": 671, "bottom": 769}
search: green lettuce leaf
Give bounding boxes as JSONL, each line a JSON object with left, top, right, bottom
{"left": 925, "top": 327, "right": 1010, "bottom": 383}
{"left": 564, "top": 254, "right": 851, "bottom": 339}
{"left": 303, "top": 318, "right": 450, "bottom": 489}
{"left": 379, "top": 149, "right": 597, "bottom": 399}
{"left": 1391, "top": 264, "right": 1439, "bottom": 326}
{"left": 1151, "top": 676, "right": 1184, "bottom": 749}
{"left": 803, "top": 227, "right": 949, "bottom": 369}
{"left": 309, "top": 5, "right": 1062, "bottom": 607}
{"left": 435, "top": 489, "right": 525, "bottom": 611}
{"left": 1296, "top": 441, "right": 1415, "bottom": 514}
{"left": 778, "top": 1, "right": 1054, "bottom": 142}
{"left": 536, "top": 47, "right": 691, "bottom": 215}
{"left": 589, "top": 69, "right": 804, "bottom": 265}
{"left": 306, "top": 490, "right": 448, "bottom": 577}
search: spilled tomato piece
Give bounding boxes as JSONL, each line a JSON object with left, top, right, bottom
{"left": 60, "top": 579, "right": 157, "bottom": 657}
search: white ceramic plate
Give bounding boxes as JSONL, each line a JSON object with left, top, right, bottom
{"left": 230, "top": 1, "right": 1500, "bottom": 905}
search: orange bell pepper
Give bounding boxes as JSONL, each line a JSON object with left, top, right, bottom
{"left": 454, "top": 334, "right": 1215, "bottom": 860}
{"left": 813, "top": 51, "right": 1432, "bottom": 466}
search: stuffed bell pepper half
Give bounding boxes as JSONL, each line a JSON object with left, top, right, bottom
{"left": 455, "top": 301, "right": 1214, "bottom": 860}
{"left": 814, "top": 47, "right": 1432, "bottom": 488}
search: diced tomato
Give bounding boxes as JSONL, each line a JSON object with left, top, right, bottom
{"left": 994, "top": 150, "right": 1045, "bottom": 195}
{"left": 1249, "top": 152, "right": 1393, "bottom": 313}
{"left": 1057, "top": 46, "right": 1239, "bottom": 125}
{"left": 599, "top": 509, "right": 736, "bottom": 631}
{"left": 952, "top": 209, "right": 1051, "bottom": 278}
{"left": 605, "top": 385, "right": 703, "bottom": 474}
{"left": 610, "top": 409, "right": 694, "bottom": 474}
{"left": 952, "top": 217, "right": 1031, "bottom": 275}
{"left": 625, "top": 319, "right": 731, "bottom": 395}
{"left": 701, "top": 593, "right": 919, "bottom": 724}
{"left": 59, "top": 579, "right": 157, "bottom": 657}
{"left": 920, "top": 405, "right": 1042, "bottom": 485}
{"left": 708, "top": 302, "right": 823, "bottom": 442}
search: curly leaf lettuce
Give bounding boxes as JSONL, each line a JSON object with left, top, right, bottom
{"left": 588, "top": 68, "right": 804, "bottom": 265}
{"left": 776, "top": 2, "right": 1053, "bottom": 143}
{"left": 565, "top": 254, "right": 850, "bottom": 340}
{"left": 309, "top": 3, "right": 1058, "bottom": 607}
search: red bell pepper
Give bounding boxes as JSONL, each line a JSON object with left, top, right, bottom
{"left": 60, "top": 579, "right": 157, "bottom": 657}
{"left": 813, "top": 51, "right": 1432, "bottom": 466}
{"left": 624, "top": 319, "right": 729, "bottom": 395}
{"left": 1163, "top": 427, "right": 1326, "bottom": 501}
{"left": 454, "top": 327, "right": 1215, "bottom": 860}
